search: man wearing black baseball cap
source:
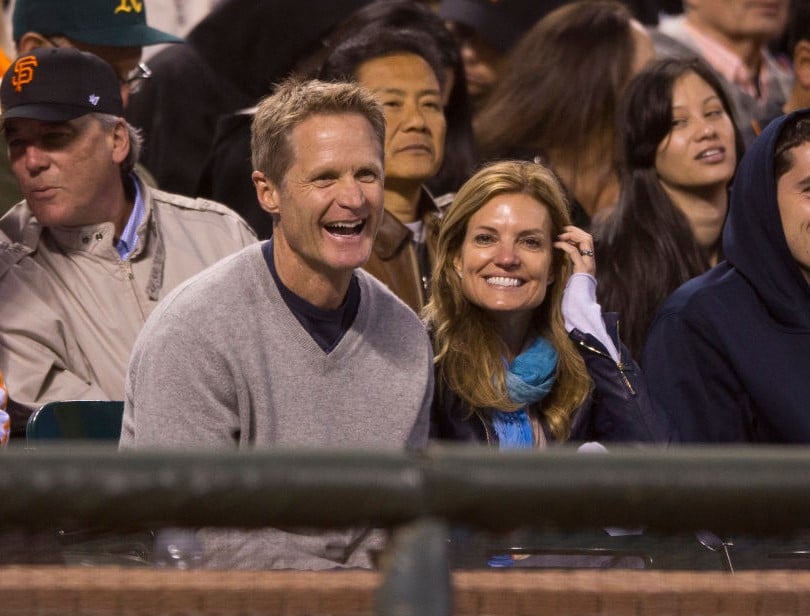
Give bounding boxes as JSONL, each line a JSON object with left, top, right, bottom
{"left": 0, "top": 47, "right": 256, "bottom": 415}
{"left": 1, "top": 47, "right": 126, "bottom": 123}
{"left": 0, "top": 0, "right": 183, "bottom": 212}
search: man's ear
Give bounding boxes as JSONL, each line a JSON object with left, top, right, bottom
{"left": 110, "top": 119, "right": 130, "bottom": 165}
{"left": 794, "top": 40, "right": 810, "bottom": 90}
{"left": 17, "top": 32, "right": 50, "bottom": 54}
{"left": 252, "top": 170, "right": 281, "bottom": 216}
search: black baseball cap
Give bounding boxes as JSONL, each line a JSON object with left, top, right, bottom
{"left": 13, "top": 0, "right": 183, "bottom": 47}
{"left": 1, "top": 47, "right": 124, "bottom": 123}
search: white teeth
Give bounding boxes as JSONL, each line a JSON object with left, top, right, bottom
{"left": 486, "top": 276, "right": 522, "bottom": 287}
{"left": 328, "top": 221, "right": 362, "bottom": 229}
{"left": 697, "top": 148, "right": 722, "bottom": 159}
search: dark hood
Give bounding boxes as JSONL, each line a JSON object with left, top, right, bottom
{"left": 722, "top": 109, "right": 810, "bottom": 330}
{"left": 186, "top": 0, "right": 372, "bottom": 101}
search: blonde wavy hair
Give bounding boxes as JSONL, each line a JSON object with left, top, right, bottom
{"left": 424, "top": 160, "right": 592, "bottom": 440}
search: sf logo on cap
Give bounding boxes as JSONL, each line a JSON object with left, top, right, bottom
{"left": 115, "top": 0, "right": 143, "bottom": 13}
{"left": 11, "top": 56, "right": 38, "bottom": 93}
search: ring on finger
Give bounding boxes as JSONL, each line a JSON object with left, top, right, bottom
{"left": 579, "top": 248, "right": 594, "bottom": 257}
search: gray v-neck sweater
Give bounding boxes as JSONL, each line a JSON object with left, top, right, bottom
{"left": 121, "top": 242, "right": 433, "bottom": 568}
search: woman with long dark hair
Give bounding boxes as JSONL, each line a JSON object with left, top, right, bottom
{"left": 594, "top": 57, "right": 744, "bottom": 357}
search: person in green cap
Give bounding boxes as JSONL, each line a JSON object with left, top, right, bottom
{"left": 0, "top": 0, "right": 183, "bottom": 214}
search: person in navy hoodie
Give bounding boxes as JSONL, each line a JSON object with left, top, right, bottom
{"left": 642, "top": 109, "right": 810, "bottom": 443}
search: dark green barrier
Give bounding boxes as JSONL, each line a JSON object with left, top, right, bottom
{"left": 424, "top": 445, "right": 810, "bottom": 534}
{"left": 2, "top": 444, "right": 810, "bottom": 534}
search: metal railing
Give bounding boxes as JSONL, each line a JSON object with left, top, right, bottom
{"left": 2, "top": 443, "right": 810, "bottom": 614}
{"left": 4, "top": 444, "right": 810, "bottom": 532}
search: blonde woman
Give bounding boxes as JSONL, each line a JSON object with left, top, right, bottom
{"left": 425, "top": 160, "right": 670, "bottom": 447}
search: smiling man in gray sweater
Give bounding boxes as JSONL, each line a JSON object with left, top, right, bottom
{"left": 120, "top": 78, "right": 433, "bottom": 569}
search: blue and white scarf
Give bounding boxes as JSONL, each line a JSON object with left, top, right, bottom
{"left": 492, "top": 336, "right": 558, "bottom": 449}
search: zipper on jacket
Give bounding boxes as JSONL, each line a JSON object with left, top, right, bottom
{"left": 575, "top": 338, "right": 636, "bottom": 396}
{"left": 613, "top": 319, "right": 635, "bottom": 396}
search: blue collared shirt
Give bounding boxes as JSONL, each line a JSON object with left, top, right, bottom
{"left": 115, "top": 173, "right": 145, "bottom": 260}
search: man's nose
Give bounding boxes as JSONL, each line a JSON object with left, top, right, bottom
{"left": 337, "top": 177, "right": 366, "bottom": 208}
{"left": 23, "top": 145, "right": 50, "bottom": 173}
{"left": 402, "top": 101, "right": 429, "bottom": 131}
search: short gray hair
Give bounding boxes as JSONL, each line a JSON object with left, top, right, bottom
{"left": 251, "top": 77, "right": 385, "bottom": 186}
{"left": 92, "top": 113, "right": 143, "bottom": 174}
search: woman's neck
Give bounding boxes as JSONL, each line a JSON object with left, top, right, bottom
{"left": 491, "top": 311, "right": 533, "bottom": 360}
{"left": 664, "top": 183, "right": 729, "bottom": 265}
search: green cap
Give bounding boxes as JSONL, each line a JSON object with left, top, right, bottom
{"left": 13, "top": 0, "right": 183, "bottom": 47}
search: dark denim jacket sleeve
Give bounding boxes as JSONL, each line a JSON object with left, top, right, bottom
{"left": 568, "top": 313, "right": 674, "bottom": 444}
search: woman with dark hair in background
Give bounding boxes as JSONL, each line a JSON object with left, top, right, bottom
{"left": 474, "top": 0, "right": 655, "bottom": 228}
{"left": 594, "top": 57, "right": 744, "bottom": 357}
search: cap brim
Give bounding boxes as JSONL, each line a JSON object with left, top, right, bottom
{"left": 1, "top": 103, "right": 92, "bottom": 123}
{"left": 439, "top": 0, "right": 514, "bottom": 53}
{"left": 62, "top": 24, "right": 184, "bottom": 47}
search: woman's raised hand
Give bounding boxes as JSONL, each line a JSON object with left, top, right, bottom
{"left": 554, "top": 225, "right": 595, "bottom": 276}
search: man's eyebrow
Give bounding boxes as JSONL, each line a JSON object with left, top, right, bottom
{"left": 373, "top": 86, "right": 441, "bottom": 97}
{"left": 373, "top": 86, "right": 405, "bottom": 96}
